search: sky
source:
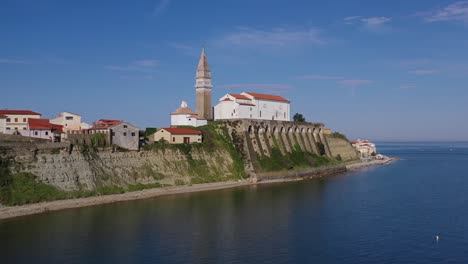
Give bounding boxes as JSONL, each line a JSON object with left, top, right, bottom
{"left": 1, "top": 0, "right": 468, "bottom": 141}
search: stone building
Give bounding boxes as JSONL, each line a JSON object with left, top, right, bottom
{"left": 171, "top": 100, "right": 207, "bottom": 127}
{"left": 0, "top": 110, "right": 41, "bottom": 134}
{"left": 69, "top": 119, "right": 140, "bottom": 150}
{"left": 195, "top": 48, "right": 213, "bottom": 120}
{"left": 214, "top": 92, "right": 290, "bottom": 121}
{"left": 153, "top": 128, "right": 202, "bottom": 144}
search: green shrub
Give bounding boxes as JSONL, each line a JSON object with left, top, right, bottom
{"left": 174, "top": 179, "right": 186, "bottom": 186}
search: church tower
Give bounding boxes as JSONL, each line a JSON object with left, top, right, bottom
{"left": 195, "top": 48, "right": 213, "bottom": 120}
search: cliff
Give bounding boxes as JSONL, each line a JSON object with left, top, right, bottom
{"left": 0, "top": 121, "right": 358, "bottom": 205}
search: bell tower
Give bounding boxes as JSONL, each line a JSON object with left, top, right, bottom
{"left": 195, "top": 48, "right": 212, "bottom": 120}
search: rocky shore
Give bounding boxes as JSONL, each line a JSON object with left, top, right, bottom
{"left": 0, "top": 158, "right": 397, "bottom": 221}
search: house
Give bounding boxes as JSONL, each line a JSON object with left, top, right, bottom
{"left": 351, "top": 139, "right": 377, "bottom": 158}
{"left": 153, "top": 128, "right": 202, "bottom": 144}
{"left": 89, "top": 119, "right": 140, "bottom": 150}
{"left": 27, "top": 118, "right": 63, "bottom": 142}
{"left": 171, "top": 100, "right": 207, "bottom": 127}
{"left": 0, "top": 110, "right": 41, "bottom": 134}
{"left": 0, "top": 114, "right": 6, "bottom": 134}
{"left": 51, "top": 111, "right": 90, "bottom": 132}
{"left": 214, "top": 92, "right": 290, "bottom": 121}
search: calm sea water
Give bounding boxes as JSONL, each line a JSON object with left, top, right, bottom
{"left": 1, "top": 142, "right": 468, "bottom": 264}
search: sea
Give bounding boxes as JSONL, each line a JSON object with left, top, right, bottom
{"left": 1, "top": 142, "right": 468, "bottom": 264}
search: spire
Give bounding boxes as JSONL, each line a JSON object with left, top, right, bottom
{"left": 196, "top": 48, "right": 211, "bottom": 79}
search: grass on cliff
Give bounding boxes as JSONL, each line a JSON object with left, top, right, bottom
{"left": 257, "top": 144, "right": 338, "bottom": 172}
{"left": 142, "top": 122, "right": 246, "bottom": 183}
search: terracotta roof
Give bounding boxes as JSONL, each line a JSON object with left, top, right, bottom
{"left": 90, "top": 119, "right": 123, "bottom": 130}
{"left": 0, "top": 110, "right": 41, "bottom": 116}
{"left": 243, "top": 92, "right": 290, "bottom": 103}
{"left": 28, "top": 118, "right": 63, "bottom": 133}
{"left": 228, "top": 94, "right": 250, "bottom": 100}
{"left": 221, "top": 98, "right": 233, "bottom": 102}
{"left": 0, "top": 114, "right": 6, "bottom": 118}
{"left": 171, "top": 107, "right": 196, "bottom": 115}
{"left": 162, "top": 128, "right": 201, "bottom": 135}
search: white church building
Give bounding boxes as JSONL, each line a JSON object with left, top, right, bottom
{"left": 170, "top": 100, "right": 207, "bottom": 127}
{"left": 214, "top": 92, "right": 290, "bottom": 121}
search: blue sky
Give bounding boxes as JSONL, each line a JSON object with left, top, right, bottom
{"left": 1, "top": 0, "right": 468, "bottom": 141}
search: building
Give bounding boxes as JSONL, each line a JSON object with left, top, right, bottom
{"left": 0, "top": 110, "right": 41, "bottom": 134}
{"left": 153, "top": 128, "right": 202, "bottom": 144}
{"left": 214, "top": 92, "right": 290, "bottom": 121}
{"left": 51, "top": 111, "right": 90, "bottom": 132}
{"left": 171, "top": 100, "right": 207, "bottom": 127}
{"left": 351, "top": 139, "right": 377, "bottom": 158}
{"left": 0, "top": 114, "right": 6, "bottom": 134}
{"left": 195, "top": 48, "right": 213, "bottom": 120}
{"left": 27, "top": 118, "right": 63, "bottom": 142}
{"left": 89, "top": 119, "right": 140, "bottom": 150}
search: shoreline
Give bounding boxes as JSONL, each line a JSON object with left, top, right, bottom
{"left": 0, "top": 158, "right": 397, "bottom": 221}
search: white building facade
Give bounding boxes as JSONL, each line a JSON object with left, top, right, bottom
{"left": 51, "top": 111, "right": 83, "bottom": 132}
{"left": 0, "top": 115, "right": 6, "bottom": 134}
{"left": 214, "top": 92, "right": 290, "bottom": 121}
{"left": 171, "top": 100, "right": 207, "bottom": 127}
{"left": 0, "top": 110, "right": 41, "bottom": 134}
{"left": 351, "top": 139, "right": 377, "bottom": 158}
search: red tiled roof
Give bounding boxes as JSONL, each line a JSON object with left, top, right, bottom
{"left": 0, "top": 114, "right": 6, "bottom": 118}
{"left": 222, "top": 98, "right": 233, "bottom": 102}
{"left": 162, "top": 128, "right": 201, "bottom": 135}
{"left": 243, "top": 92, "right": 289, "bottom": 103}
{"left": 90, "top": 119, "right": 123, "bottom": 130}
{"left": 28, "top": 118, "right": 62, "bottom": 133}
{"left": 0, "top": 110, "right": 41, "bottom": 116}
{"left": 171, "top": 107, "right": 196, "bottom": 115}
{"left": 228, "top": 94, "right": 250, "bottom": 100}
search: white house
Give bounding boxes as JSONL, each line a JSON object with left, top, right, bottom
{"left": 351, "top": 139, "right": 377, "bottom": 158}
{"left": 171, "top": 100, "right": 207, "bottom": 127}
{"left": 0, "top": 110, "right": 42, "bottom": 134}
{"left": 214, "top": 92, "right": 290, "bottom": 121}
{"left": 27, "top": 118, "right": 63, "bottom": 142}
{"left": 51, "top": 111, "right": 86, "bottom": 132}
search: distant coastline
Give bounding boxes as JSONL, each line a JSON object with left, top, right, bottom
{"left": 0, "top": 158, "right": 397, "bottom": 221}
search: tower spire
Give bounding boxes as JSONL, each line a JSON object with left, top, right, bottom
{"left": 195, "top": 48, "right": 213, "bottom": 120}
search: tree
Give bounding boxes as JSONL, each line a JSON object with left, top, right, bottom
{"left": 293, "top": 113, "right": 306, "bottom": 122}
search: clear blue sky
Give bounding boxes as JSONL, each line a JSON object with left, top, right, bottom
{"left": 1, "top": 0, "right": 468, "bottom": 141}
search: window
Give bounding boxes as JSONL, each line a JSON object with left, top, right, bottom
{"left": 260, "top": 111, "right": 262, "bottom": 117}
{"left": 34, "top": 131, "right": 38, "bottom": 136}
{"left": 45, "top": 132, "right": 49, "bottom": 135}
{"left": 183, "top": 137, "right": 190, "bottom": 144}
{"left": 123, "top": 125, "right": 128, "bottom": 128}
{"left": 250, "top": 108, "right": 252, "bottom": 111}
{"left": 65, "top": 116, "right": 73, "bottom": 120}
{"left": 14, "top": 118, "right": 18, "bottom": 122}
{"left": 23, "top": 118, "right": 26, "bottom": 122}
{"left": 131, "top": 132, "right": 136, "bottom": 137}
{"left": 6, "top": 118, "right": 10, "bottom": 122}
{"left": 6, "top": 127, "right": 10, "bottom": 130}
{"left": 23, "top": 127, "right": 26, "bottom": 130}
{"left": 284, "top": 112, "right": 286, "bottom": 118}
{"left": 172, "top": 137, "right": 175, "bottom": 142}
{"left": 123, "top": 132, "right": 127, "bottom": 136}
{"left": 233, "top": 109, "right": 236, "bottom": 113}
{"left": 111, "top": 131, "right": 115, "bottom": 136}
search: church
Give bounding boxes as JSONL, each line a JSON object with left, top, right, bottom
{"left": 170, "top": 48, "right": 290, "bottom": 127}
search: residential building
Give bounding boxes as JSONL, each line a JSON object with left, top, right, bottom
{"left": 51, "top": 111, "right": 87, "bottom": 132}
{"left": 214, "top": 92, "right": 290, "bottom": 121}
{"left": 0, "top": 114, "right": 6, "bottom": 134}
{"left": 0, "top": 110, "right": 41, "bottom": 134}
{"left": 27, "top": 118, "right": 63, "bottom": 142}
{"left": 195, "top": 48, "right": 213, "bottom": 120}
{"left": 351, "top": 139, "right": 377, "bottom": 158}
{"left": 153, "top": 128, "right": 202, "bottom": 144}
{"left": 324, "top": 129, "right": 332, "bottom": 135}
{"left": 89, "top": 119, "right": 140, "bottom": 150}
{"left": 171, "top": 100, "right": 207, "bottom": 127}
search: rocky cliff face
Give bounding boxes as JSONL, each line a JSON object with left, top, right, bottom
{"left": 327, "top": 138, "right": 359, "bottom": 161}
{"left": 1, "top": 143, "right": 237, "bottom": 191}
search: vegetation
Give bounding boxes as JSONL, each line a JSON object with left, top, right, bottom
{"left": 257, "top": 144, "right": 337, "bottom": 172}
{"left": 293, "top": 113, "right": 306, "bottom": 122}
{"left": 327, "top": 132, "right": 349, "bottom": 142}
{"left": 144, "top": 127, "right": 158, "bottom": 138}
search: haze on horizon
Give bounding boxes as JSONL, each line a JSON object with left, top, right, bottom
{"left": 1, "top": 0, "right": 467, "bottom": 141}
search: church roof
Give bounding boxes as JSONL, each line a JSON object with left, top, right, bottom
{"left": 228, "top": 94, "right": 250, "bottom": 100}
{"left": 196, "top": 48, "right": 211, "bottom": 79}
{"left": 172, "top": 107, "right": 196, "bottom": 115}
{"left": 243, "top": 92, "right": 290, "bottom": 103}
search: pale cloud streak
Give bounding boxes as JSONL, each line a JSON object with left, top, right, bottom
{"left": 153, "top": 0, "right": 172, "bottom": 17}
{"left": 297, "top": 74, "right": 342, "bottom": 80}
{"left": 0, "top": 58, "right": 34, "bottom": 65}
{"left": 106, "top": 59, "right": 159, "bottom": 72}
{"left": 344, "top": 16, "right": 392, "bottom": 32}
{"left": 409, "top": 69, "right": 438, "bottom": 75}
{"left": 217, "top": 83, "right": 293, "bottom": 92}
{"left": 214, "top": 27, "right": 326, "bottom": 49}
{"left": 422, "top": 1, "right": 468, "bottom": 23}
{"left": 337, "top": 79, "right": 373, "bottom": 87}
